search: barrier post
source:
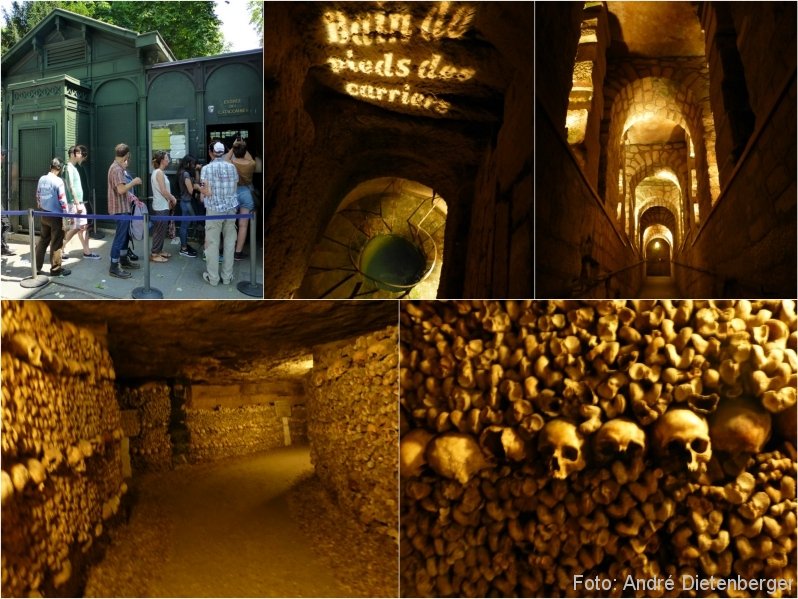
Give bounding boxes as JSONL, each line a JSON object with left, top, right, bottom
{"left": 20, "top": 209, "right": 49, "bottom": 289}
{"left": 237, "top": 210, "right": 262, "bottom": 297}
{"left": 132, "top": 212, "right": 163, "bottom": 299}
{"left": 89, "top": 190, "right": 105, "bottom": 239}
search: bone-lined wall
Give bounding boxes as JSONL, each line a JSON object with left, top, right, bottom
{"left": 308, "top": 326, "right": 399, "bottom": 542}
{"left": 1, "top": 301, "right": 126, "bottom": 597}
{"left": 118, "top": 383, "right": 172, "bottom": 472}
{"left": 185, "top": 381, "right": 307, "bottom": 463}
{"left": 400, "top": 300, "right": 797, "bottom": 597}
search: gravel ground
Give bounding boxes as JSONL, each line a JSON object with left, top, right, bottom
{"left": 84, "top": 446, "right": 378, "bottom": 597}
{"left": 287, "top": 473, "right": 399, "bottom": 597}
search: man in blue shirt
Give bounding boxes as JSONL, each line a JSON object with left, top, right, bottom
{"left": 35, "top": 158, "right": 70, "bottom": 277}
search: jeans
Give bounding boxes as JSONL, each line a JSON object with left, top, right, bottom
{"left": 178, "top": 199, "right": 195, "bottom": 247}
{"left": 110, "top": 217, "right": 130, "bottom": 262}
{"left": 204, "top": 208, "right": 237, "bottom": 284}
{"left": 35, "top": 214, "right": 65, "bottom": 272}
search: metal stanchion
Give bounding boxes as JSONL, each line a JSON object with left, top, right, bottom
{"left": 237, "top": 211, "right": 263, "bottom": 297}
{"left": 20, "top": 209, "right": 49, "bottom": 289}
{"left": 132, "top": 212, "right": 163, "bottom": 299}
{"left": 88, "top": 190, "right": 105, "bottom": 239}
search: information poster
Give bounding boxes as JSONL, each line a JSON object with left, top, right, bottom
{"left": 148, "top": 119, "right": 189, "bottom": 171}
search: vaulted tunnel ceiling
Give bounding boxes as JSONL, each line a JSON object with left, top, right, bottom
{"left": 46, "top": 301, "right": 398, "bottom": 384}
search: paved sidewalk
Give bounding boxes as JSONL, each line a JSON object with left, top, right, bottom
{"left": 0, "top": 231, "right": 262, "bottom": 299}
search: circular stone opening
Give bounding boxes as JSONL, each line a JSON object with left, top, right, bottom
{"left": 359, "top": 234, "right": 427, "bottom": 291}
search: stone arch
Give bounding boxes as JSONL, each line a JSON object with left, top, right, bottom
{"left": 629, "top": 166, "right": 684, "bottom": 251}
{"left": 600, "top": 60, "right": 720, "bottom": 227}
{"left": 605, "top": 76, "right": 703, "bottom": 216}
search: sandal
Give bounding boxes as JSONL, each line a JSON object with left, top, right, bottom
{"left": 150, "top": 254, "right": 168, "bottom": 263}
{"left": 159, "top": 251, "right": 172, "bottom": 258}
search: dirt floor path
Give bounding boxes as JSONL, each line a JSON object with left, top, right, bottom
{"left": 85, "top": 446, "right": 353, "bottom": 598}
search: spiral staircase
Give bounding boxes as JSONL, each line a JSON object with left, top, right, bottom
{"left": 296, "top": 180, "right": 446, "bottom": 299}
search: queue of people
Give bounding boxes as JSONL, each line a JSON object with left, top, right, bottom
{"left": 22, "top": 137, "right": 257, "bottom": 288}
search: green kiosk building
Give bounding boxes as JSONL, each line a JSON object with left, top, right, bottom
{"left": 1, "top": 8, "right": 262, "bottom": 228}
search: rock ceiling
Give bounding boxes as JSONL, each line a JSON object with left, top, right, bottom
{"left": 606, "top": 2, "right": 706, "bottom": 58}
{"left": 46, "top": 301, "right": 397, "bottom": 384}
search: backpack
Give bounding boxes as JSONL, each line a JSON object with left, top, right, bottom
{"left": 129, "top": 195, "right": 148, "bottom": 241}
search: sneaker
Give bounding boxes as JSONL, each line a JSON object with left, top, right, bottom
{"left": 1, "top": 247, "right": 16, "bottom": 256}
{"left": 234, "top": 251, "right": 246, "bottom": 261}
{"left": 82, "top": 252, "right": 101, "bottom": 260}
{"left": 62, "top": 253, "right": 77, "bottom": 262}
{"left": 202, "top": 271, "right": 218, "bottom": 286}
{"left": 180, "top": 246, "right": 198, "bottom": 257}
{"left": 49, "top": 268, "right": 71, "bottom": 277}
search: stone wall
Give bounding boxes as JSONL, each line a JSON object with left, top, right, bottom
{"left": 307, "top": 326, "right": 398, "bottom": 543}
{"left": 462, "top": 3, "right": 532, "bottom": 298}
{"left": 535, "top": 105, "right": 641, "bottom": 298}
{"left": 680, "top": 77, "right": 796, "bottom": 297}
{"left": 1, "top": 301, "right": 125, "bottom": 597}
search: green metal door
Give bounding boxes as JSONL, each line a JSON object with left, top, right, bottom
{"left": 19, "top": 126, "right": 54, "bottom": 213}
{"left": 95, "top": 102, "right": 137, "bottom": 214}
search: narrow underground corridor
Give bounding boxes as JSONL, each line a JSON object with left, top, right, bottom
{"left": 536, "top": 2, "right": 796, "bottom": 298}
{"left": 1, "top": 300, "right": 399, "bottom": 598}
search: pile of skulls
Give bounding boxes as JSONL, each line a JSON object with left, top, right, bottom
{"left": 1, "top": 301, "right": 125, "bottom": 597}
{"left": 185, "top": 404, "right": 285, "bottom": 462}
{"left": 400, "top": 300, "right": 796, "bottom": 597}
{"left": 308, "top": 327, "right": 399, "bottom": 542}
{"left": 118, "top": 383, "right": 172, "bottom": 471}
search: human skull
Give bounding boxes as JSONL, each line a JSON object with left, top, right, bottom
{"left": 708, "top": 396, "right": 772, "bottom": 454}
{"left": 653, "top": 408, "right": 711, "bottom": 472}
{"left": 537, "top": 419, "right": 586, "bottom": 479}
{"left": 593, "top": 418, "right": 646, "bottom": 462}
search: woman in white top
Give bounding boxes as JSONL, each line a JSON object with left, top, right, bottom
{"left": 150, "top": 151, "right": 177, "bottom": 262}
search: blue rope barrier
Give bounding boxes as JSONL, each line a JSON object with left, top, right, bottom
{"left": 2, "top": 210, "right": 254, "bottom": 222}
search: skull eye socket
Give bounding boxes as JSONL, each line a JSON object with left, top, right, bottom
{"left": 666, "top": 440, "right": 687, "bottom": 456}
{"left": 691, "top": 438, "right": 708, "bottom": 453}
{"left": 562, "top": 446, "right": 578, "bottom": 461}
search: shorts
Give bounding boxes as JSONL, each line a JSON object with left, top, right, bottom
{"left": 67, "top": 203, "right": 87, "bottom": 229}
{"left": 236, "top": 185, "right": 255, "bottom": 211}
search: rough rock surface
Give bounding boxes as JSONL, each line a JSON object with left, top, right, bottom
{"left": 46, "top": 300, "right": 398, "bottom": 384}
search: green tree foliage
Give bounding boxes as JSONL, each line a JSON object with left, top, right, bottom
{"left": 247, "top": 0, "right": 263, "bottom": 47}
{"left": 1, "top": 1, "right": 225, "bottom": 59}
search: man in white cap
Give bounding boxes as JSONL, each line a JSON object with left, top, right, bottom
{"left": 199, "top": 140, "right": 239, "bottom": 285}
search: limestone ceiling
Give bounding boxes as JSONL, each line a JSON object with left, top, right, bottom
{"left": 606, "top": 2, "right": 706, "bottom": 58}
{"left": 46, "top": 301, "right": 397, "bottom": 384}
